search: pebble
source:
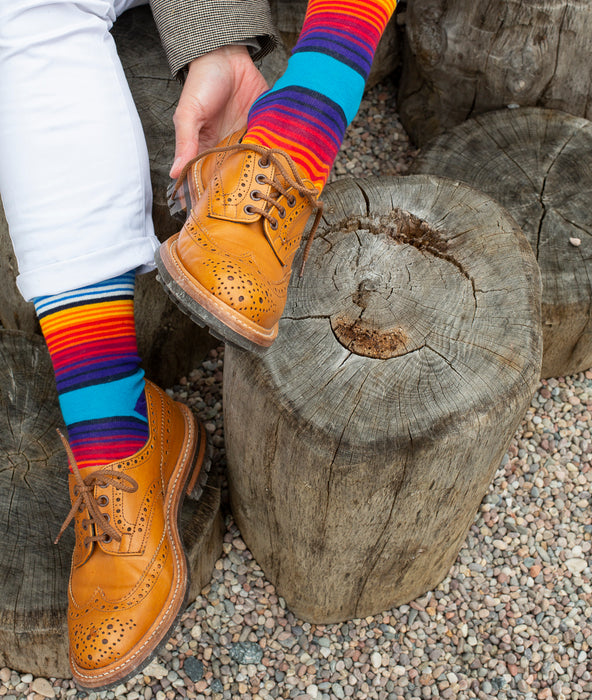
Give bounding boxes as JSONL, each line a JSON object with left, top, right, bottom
{"left": 31, "top": 678, "right": 55, "bottom": 698}
{"left": 182, "top": 656, "right": 204, "bottom": 682}
{"left": 565, "top": 557, "right": 588, "bottom": 574}
{"left": 228, "top": 641, "right": 264, "bottom": 664}
{"left": 210, "top": 678, "right": 223, "bottom": 693}
{"left": 2, "top": 85, "right": 591, "bottom": 700}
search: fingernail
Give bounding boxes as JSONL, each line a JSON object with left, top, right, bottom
{"left": 170, "top": 157, "right": 182, "bottom": 177}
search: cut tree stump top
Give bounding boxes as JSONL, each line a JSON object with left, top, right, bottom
{"left": 411, "top": 107, "right": 592, "bottom": 378}
{"left": 260, "top": 175, "right": 542, "bottom": 439}
{"left": 398, "top": 0, "right": 592, "bottom": 145}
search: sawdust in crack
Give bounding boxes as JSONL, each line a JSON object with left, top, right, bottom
{"left": 329, "top": 209, "right": 476, "bottom": 288}
{"left": 331, "top": 317, "right": 409, "bottom": 359}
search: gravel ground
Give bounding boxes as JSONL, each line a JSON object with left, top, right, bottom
{"left": 2, "top": 80, "right": 590, "bottom": 700}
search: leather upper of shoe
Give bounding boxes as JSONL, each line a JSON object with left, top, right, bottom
{"left": 57, "top": 381, "right": 193, "bottom": 673}
{"left": 172, "top": 133, "right": 323, "bottom": 331}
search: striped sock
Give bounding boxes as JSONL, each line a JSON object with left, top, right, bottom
{"left": 243, "top": 0, "right": 397, "bottom": 190}
{"left": 34, "top": 272, "right": 149, "bottom": 470}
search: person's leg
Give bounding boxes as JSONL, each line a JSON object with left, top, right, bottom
{"left": 157, "top": 0, "right": 397, "bottom": 351}
{"left": 0, "top": 0, "right": 159, "bottom": 300}
{"left": 33, "top": 272, "right": 149, "bottom": 469}
{"left": 0, "top": 1, "right": 207, "bottom": 688}
{"left": 244, "top": 0, "right": 397, "bottom": 191}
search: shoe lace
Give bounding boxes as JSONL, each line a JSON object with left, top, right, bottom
{"left": 171, "top": 142, "right": 325, "bottom": 276}
{"left": 54, "top": 430, "right": 138, "bottom": 547}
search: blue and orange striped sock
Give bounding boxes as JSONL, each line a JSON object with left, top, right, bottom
{"left": 34, "top": 272, "right": 149, "bottom": 470}
{"left": 243, "top": 0, "right": 397, "bottom": 190}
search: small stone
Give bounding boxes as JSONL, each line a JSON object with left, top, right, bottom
{"left": 371, "top": 652, "right": 382, "bottom": 669}
{"left": 0, "top": 669, "right": 10, "bottom": 684}
{"left": 31, "top": 679, "right": 55, "bottom": 699}
{"left": 530, "top": 564, "right": 542, "bottom": 578}
{"left": 228, "top": 641, "right": 263, "bottom": 664}
{"left": 21, "top": 674, "right": 33, "bottom": 684}
{"left": 210, "top": 678, "right": 223, "bottom": 693}
{"left": 183, "top": 657, "right": 204, "bottom": 682}
{"left": 569, "top": 237, "right": 582, "bottom": 247}
{"left": 144, "top": 660, "right": 168, "bottom": 680}
{"left": 565, "top": 558, "right": 587, "bottom": 574}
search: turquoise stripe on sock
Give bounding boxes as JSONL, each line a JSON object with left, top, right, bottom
{"left": 58, "top": 372, "right": 148, "bottom": 425}
{"left": 269, "top": 52, "right": 365, "bottom": 124}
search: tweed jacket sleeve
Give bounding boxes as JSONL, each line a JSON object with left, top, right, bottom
{"left": 149, "top": 0, "right": 278, "bottom": 78}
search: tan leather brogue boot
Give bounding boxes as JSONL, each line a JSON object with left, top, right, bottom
{"left": 156, "top": 132, "right": 323, "bottom": 352}
{"left": 56, "top": 381, "right": 208, "bottom": 690}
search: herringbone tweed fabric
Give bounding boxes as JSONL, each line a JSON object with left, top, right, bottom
{"left": 150, "top": 0, "right": 278, "bottom": 77}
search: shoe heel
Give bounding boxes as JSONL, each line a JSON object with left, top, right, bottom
{"left": 186, "top": 422, "right": 213, "bottom": 500}
{"left": 167, "top": 177, "right": 190, "bottom": 223}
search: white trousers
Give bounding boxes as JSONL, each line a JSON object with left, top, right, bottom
{"left": 0, "top": 0, "right": 159, "bottom": 301}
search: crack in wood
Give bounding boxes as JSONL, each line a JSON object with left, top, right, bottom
{"left": 319, "top": 375, "right": 370, "bottom": 540}
{"left": 535, "top": 127, "right": 578, "bottom": 258}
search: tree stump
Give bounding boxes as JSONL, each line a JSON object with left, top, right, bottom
{"left": 0, "top": 331, "right": 222, "bottom": 677}
{"left": 411, "top": 107, "right": 592, "bottom": 379}
{"left": 398, "top": 0, "right": 592, "bottom": 145}
{"left": 223, "top": 175, "right": 542, "bottom": 623}
{"left": 267, "top": 0, "right": 401, "bottom": 89}
{"left": 0, "top": 6, "right": 214, "bottom": 387}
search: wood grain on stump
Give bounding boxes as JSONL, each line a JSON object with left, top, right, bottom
{"left": 411, "top": 107, "right": 592, "bottom": 378}
{"left": 224, "top": 175, "right": 542, "bottom": 623}
{"left": 0, "top": 6, "right": 214, "bottom": 387}
{"left": 0, "top": 331, "right": 222, "bottom": 677}
{"left": 398, "top": 0, "right": 592, "bottom": 145}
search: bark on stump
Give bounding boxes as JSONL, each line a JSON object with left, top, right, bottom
{"left": 0, "top": 331, "right": 222, "bottom": 678}
{"left": 223, "top": 175, "right": 542, "bottom": 623}
{"left": 0, "top": 6, "right": 214, "bottom": 387}
{"left": 411, "top": 107, "right": 592, "bottom": 379}
{"left": 266, "top": 0, "right": 400, "bottom": 89}
{"left": 398, "top": 0, "right": 592, "bottom": 146}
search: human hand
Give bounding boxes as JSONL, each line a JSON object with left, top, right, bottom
{"left": 170, "top": 44, "right": 269, "bottom": 179}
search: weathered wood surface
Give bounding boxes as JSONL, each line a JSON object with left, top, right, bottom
{"left": 224, "top": 175, "right": 542, "bottom": 623}
{"left": 0, "top": 6, "right": 214, "bottom": 387}
{"left": 0, "top": 331, "right": 222, "bottom": 677}
{"left": 398, "top": 0, "right": 592, "bottom": 145}
{"left": 411, "top": 107, "right": 592, "bottom": 378}
{"left": 267, "top": 0, "right": 400, "bottom": 89}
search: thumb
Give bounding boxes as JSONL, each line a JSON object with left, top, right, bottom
{"left": 170, "top": 103, "right": 204, "bottom": 179}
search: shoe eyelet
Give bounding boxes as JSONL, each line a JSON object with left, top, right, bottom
{"left": 278, "top": 206, "right": 286, "bottom": 218}
{"left": 255, "top": 173, "right": 267, "bottom": 185}
{"left": 244, "top": 204, "right": 256, "bottom": 215}
{"left": 250, "top": 190, "right": 261, "bottom": 201}
{"left": 287, "top": 195, "right": 297, "bottom": 207}
{"left": 97, "top": 494, "right": 109, "bottom": 507}
{"left": 102, "top": 534, "right": 112, "bottom": 544}
{"left": 258, "top": 157, "right": 270, "bottom": 168}
{"left": 269, "top": 218, "right": 279, "bottom": 230}
{"left": 103, "top": 513, "right": 111, "bottom": 523}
